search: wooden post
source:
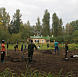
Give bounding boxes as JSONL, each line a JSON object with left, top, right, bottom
{"left": 6, "top": 46, "right": 7, "bottom": 56}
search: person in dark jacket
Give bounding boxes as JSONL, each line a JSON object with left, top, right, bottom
{"left": 21, "top": 44, "right": 23, "bottom": 51}
{"left": 21, "top": 44, "right": 24, "bottom": 60}
{"left": 65, "top": 42, "right": 68, "bottom": 59}
{"left": 28, "top": 40, "right": 37, "bottom": 63}
{"left": 14, "top": 42, "right": 18, "bottom": 53}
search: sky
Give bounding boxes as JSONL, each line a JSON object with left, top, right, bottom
{"left": 0, "top": 0, "right": 78, "bottom": 28}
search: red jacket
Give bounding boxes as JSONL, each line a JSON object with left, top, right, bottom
{"left": 1, "top": 44, "right": 5, "bottom": 51}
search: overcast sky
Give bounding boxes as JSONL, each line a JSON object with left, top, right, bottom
{"left": 0, "top": 0, "right": 78, "bottom": 27}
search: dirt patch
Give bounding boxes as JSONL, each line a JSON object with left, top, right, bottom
{"left": 42, "top": 50, "right": 52, "bottom": 54}
{"left": 0, "top": 49, "right": 78, "bottom": 76}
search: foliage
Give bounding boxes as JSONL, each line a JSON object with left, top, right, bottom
{"left": 65, "top": 23, "right": 74, "bottom": 35}
{"left": 36, "top": 17, "right": 42, "bottom": 36}
{"left": 42, "top": 9, "right": 50, "bottom": 36}
{"left": 8, "top": 9, "right": 22, "bottom": 34}
{"left": 7, "top": 33, "right": 22, "bottom": 44}
{"left": 56, "top": 35, "right": 64, "bottom": 43}
{"left": 52, "top": 13, "right": 63, "bottom": 37}
{"left": 72, "top": 30, "right": 78, "bottom": 43}
{"left": 0, "top": 66, "right": 75, "bottom": 77}
{"left": 50, "top": 37, "right": 56, "bottom": 42}
{"left": 0, "top": 68, "right": 18, "bottom": 77}
{"left": 0, "top": 7, "right": 78, "bottom": 44}
{"left": 19, "top": 24, "right": 28, "bottom": 39}
{"left": 0, "top": 7, "right": 10, "bottom": 28}
{"left": 0, "top": 29, "right": 11, "bottom": 42}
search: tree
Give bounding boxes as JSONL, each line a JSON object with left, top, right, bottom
{"left": 19, "top": 23, "right": 30, "bottom": 40}
{"left": 70, "top": 21, "right": 76, "bottom": 31}
{"left": 52, "top": 13, "right": 59, "bottom": 37}
{"left": 0, "top": 7, "right": 10, "bottom": 30}
{"left": 42, "top": 9, "right": 50, "bottom": 36}
{"left": 8, "top": 9, "right": 22, "bottom": 34}
{"left": 0, "top": 17, "right": 2, "bottom": 25}
{"left": 58, "top": 18, "right": 63, "bottom": 35}
{"left": 36, "top": 17, "right": 42, "bottom": 35}
{"left": 0, "top": 29, "right": 11, "bottom": 42}
{"left": 76, "top": 20, "right": 78, "bottom": 30}
{"left": 65, "top": 23, "right": 73, "bottom": 35}
{"left": 26, "top": 21, "right": 31, "bottom": 37}
{"left": 72, "top": 30, "right": 78, "bottom": 43}
{"left": 52, "top": 13, "right": 63, "bottom": 37}
{"left": 8, "top": 33, "right": 22, "bottom": 44}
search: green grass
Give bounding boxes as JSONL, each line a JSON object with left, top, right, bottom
{"left": 1, "top": 43, "right": 78, "bottom": 50}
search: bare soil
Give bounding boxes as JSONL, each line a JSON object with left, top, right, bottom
{"left": 0, "top": 49, "right": 78, "bottom": 76}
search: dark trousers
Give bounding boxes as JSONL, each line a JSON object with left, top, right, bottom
{"left": 65, "top": 51, "right": 67, "bottom": 58}
{"left": 1, "top": 51, "right": 5, "bottom": 61}
{"left": 28, "top": 52, "right": 33, "bottom": 62}
{"left": 55, "top": 47, "right": 59, "bottom": 54}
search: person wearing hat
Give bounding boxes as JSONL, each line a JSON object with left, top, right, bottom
{"left": 28, "top": 40, "right": 37, "bottom": 63}
{"left": 1, "top": 40, "right": 5, "bottom": 63}
{"left": 65, "top": 42, "right": 68, "bottom": 59}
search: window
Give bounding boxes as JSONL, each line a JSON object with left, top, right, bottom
{"left": 42, "top": 40, "right": 44, "bottom": 43}
{"left": 35, "top": 40, "right": 37, "bottom": 43}
{"left": 35, "top": 40, "right": 39, "bottom": 43}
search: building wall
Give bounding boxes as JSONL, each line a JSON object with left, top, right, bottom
{"left": 32, "top": 39, "right": 47, "bottom": 43}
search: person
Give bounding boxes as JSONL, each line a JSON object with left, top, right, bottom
{"left": 1, "top": 40, "right": 5, "bottom": 63}
{"left": 21, "top": 44, "right": 23, "bottom": 52}
{"left": 47, "top": 43, "right": 49, "bottom": 48}
{"left": 65, "top": 42, "right": 68, "bottom": 59}
{"left": 24, "top": 42, "right": 26, "bottom": 51}
{"left": 21, "top": 44, "right": 24, "bottom": 60}
{"left": 28, "top": 40, "right": 37, "bottom": 63}
{"left": 54, "top": 41, "right": 59, "bottom": 55}
{"left": 7, "top": 43, "right": 8, "bottom": 49}
{"left": 14, "top": 42, "right": 18, "bottom": 53}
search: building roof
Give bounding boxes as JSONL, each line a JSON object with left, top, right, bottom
{"left": 30, "top": 36, "right": 51, "bottom": 40}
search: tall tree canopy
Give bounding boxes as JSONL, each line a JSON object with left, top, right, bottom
{"left": 36, "top": 17, "right": 42, "bottom": 35}
{"left": 42, "top": 9, "right": 50, "bottom": 36}
{"left": 52, "top": 13, "right": 63, "bottom": 37}
{"left": 0, "top": 7, "right": 10, "bottom": 30}
{"left": 8, "top": 9, "right": 22, "bottom": 34}
{"left": 52, "top": 13, "right": 59, "bottom": 37}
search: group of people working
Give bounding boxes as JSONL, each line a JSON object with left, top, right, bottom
{"left": 0, "top": 40, "right": 37, "bottom": 63}
{"left": 0, "top": 40, "right": 68, "bottom": 63}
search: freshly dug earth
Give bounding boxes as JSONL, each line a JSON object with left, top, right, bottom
{"left": 0, "top": 49, "right": 78, "bottom": 76}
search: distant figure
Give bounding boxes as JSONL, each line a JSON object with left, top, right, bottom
{"left": 21, "top": 44, "right": 23, "bottom": 51}
{"left": 37, "top": 45, "right": 40, "bottom": 49}
{"left": 14, "top": 42, "right": 18, "bottom": 52}
{"left": 7, "top": 43, "right": 8, "bottom": 49}
{"left": 28, "top": 40, "right": 37, "bottom": 63}
{"left": 24, "top": 42, "right": 26, "bottom": 51}
{"left": 65, "top": 42, "right": 68, "bottom": 59}
{"left": 1, "top": 40, "right": 5, "bottom": 63}
{"left": 21, "top": 44, "right": 24, "bottom": 60}
{"left": 47, "top": 43, "right": 49, "bottom": 48}
{"left": 54, "top": 41, "right": 59, "bottom": 55}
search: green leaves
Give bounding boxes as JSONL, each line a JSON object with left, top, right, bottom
{"left": 42, "top": 9, "right": 50, "bottom": 36}
{"left": 0, "top": 67, "right": 76, "bottom": 77}
{"left": 52, "top": 13, "right": 63, "bottom": 37}
{"left": 8, "top": 9, "right": 22, "bottom": 34}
